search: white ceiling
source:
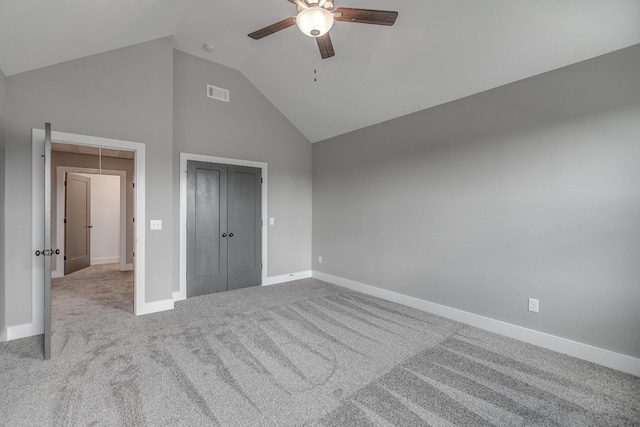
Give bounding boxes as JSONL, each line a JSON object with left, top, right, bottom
{"left": 1, "top": 0, "right": 639, "bottom": 142}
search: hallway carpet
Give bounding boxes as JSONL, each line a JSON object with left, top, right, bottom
{"left": 1, "top": 264, "right": 638, "bottom": 426}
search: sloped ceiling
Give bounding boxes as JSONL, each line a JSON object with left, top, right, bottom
{"left": 1, "top": 0, "right": 639, "bottom": 142}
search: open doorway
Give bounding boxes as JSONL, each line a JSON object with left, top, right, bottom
{"left": 51, "top": 143, "right": 135, "bottom": 313}
{"left": 32, "top": 128, "right": 150, "bottom": 357}
{"left": 63, "top": 173, "right": 122, "bottom": 275}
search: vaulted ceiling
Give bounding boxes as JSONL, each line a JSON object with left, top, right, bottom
{"left": 1, "top": 0, "right": 639, "bottom": 142}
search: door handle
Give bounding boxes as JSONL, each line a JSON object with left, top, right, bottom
{"left": 222, "top": 233, "right": 227, "bottom": 237}
{"left": 228, "top": 233, "right": 234, "bottom": 237}
{"left": 35, "top": 249, "right": 60, "bottom": 256}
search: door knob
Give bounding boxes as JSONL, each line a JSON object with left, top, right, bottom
{"left": 222, "top": 233, "right": 227, "bottom": 237}
{"left": 228, "top": 233, "right": 234, "bottom": 237}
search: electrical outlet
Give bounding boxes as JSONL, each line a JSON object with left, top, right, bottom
{"left": 318, "top": 256, "right": 323, "bottom": 264}
{"left": 528, "top": 298, "right": 539, "bottom": 313}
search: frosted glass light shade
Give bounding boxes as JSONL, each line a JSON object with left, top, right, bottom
{"left": 296, "top": 7, "right": 334, "bottom": 37}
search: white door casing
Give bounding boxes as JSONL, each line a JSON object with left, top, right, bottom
{"left": 32, "top": 129, "right": 151, "bottom": 324}
{"left": 54, "top": 168, "right": 129, "bottom": 277}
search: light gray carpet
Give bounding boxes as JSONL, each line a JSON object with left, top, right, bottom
{"left": 1, "top": 264, "right": 638, "bottom": 426}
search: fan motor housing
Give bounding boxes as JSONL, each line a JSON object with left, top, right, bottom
{"left": 297, "top": 1, "right": 334, "bottom": 13}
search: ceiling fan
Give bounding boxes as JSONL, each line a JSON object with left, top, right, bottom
{"left": 248, "top": 0, "right": 398, "bottom": 59}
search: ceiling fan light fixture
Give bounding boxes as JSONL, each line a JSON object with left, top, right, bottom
{"left": 296, "top": 6, "right": 334, "bottom": 37}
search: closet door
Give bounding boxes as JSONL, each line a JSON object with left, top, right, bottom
{"left": 227, "top": 165, "right": 262, "bottom": 290}
{"left": 187, "top": 161, "right": 228, "bottom": 297}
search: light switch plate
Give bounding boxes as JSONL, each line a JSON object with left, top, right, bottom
{"left": 269, "top": 217, "right": 275, "bottom": 225}
{"left": 150, "top": 220, "right": 162, "bottom": 230}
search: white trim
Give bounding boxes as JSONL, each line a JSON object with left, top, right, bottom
{"left": 178, "top": 153, "right": 268, "bottom": 301}
{"left": 135, "top": 298, "right": 174, "bottom": 315}
{"left": 0, "top": 328, "right": 7, "bottom": 342}
{"left": 54, "top": 167, "right": 128, "bottom": 277}
{"left": 121, "top": 263, "right": 133, "bottom": 271}
{"left": 6, "top": 322, "right": 42, "bottom": 341}
{"left": 263, "top": 270, "right": 312, "bottom": 286}
{"left": 172, "top": 290, "right": 185, "bottom": 302}
{"left": 312, "top": 271, "right": 640, "bottom": 377}
{"left": 91, "top": 257, "right": 120, "bottom": 265}
{"left": 31, "top": 129, "right": 157, "bottom": 331}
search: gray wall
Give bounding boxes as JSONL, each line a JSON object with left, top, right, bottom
{"left": 313, "top": 45, "right": 640, "bottom": 358}
{"left": 173, "top": 50, "right": 312, "bottom": 291}
{"left": 0, "top": 68, "right": 6, "bottom": 334}
{"left": 51, "top": 152, "right": 134, "bottom": 267}
{"left": 5, "top": 37, "right": 174, "bottom": 327}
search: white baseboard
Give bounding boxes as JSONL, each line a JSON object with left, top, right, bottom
{"left": 173, "top": 289, "right": 186, "bottom": 302}
{"left": 3, "top": 299, "right": 174, "bottom": 341}
{"left": 121, "top": 263, "right": 134, "bottom": 271}
{"left": 91, "top": 257, "right": 120, "bottom": 265}
{"left": 136, "top": 298, "right": 174, "bottom": 316}
{"left": 263, "top": 270, "right": 312, "bottom": 286}
{"left": 312, "top": 271, "right": 640, "bottom": 377}
{"left": 173, "top": 269, "right": 313, "bottom": 299}
{"left": 52, "top": 270, "right": 63, "bottom": 279}
{"left": 5, "top": 322, "right": 43, "bottom": 341}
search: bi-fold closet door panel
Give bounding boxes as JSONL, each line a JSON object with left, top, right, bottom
{"left": 187, "top": 160, "right": 261, "bottom": 297}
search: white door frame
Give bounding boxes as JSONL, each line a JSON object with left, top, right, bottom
{"left": 54, "top": 168, "right": 130, "bottom": 278}
{"left": 178, "top": 153, "right": 268, "bottom": 301}
{"left": 33, "top": 129, "right": 148, "bottom": 317}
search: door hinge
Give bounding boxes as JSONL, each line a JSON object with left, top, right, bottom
{"left": 133, "top": 252, "right": 135, "bottom": 257}
{"left": 132, "top": 182, "right": 135, "bottom": 188}
{"left": 64, "top": 219, "right": 67, "bottom": 224}
{"left": 64, "top": 256, "right": 67, "bottom": 261}
{"left": 64, "top": 180, "right": 67, "bottom": 187}
{"left": 261, "top": 220, "right": 263, "bottom": 227}
{"left": 132, "top": 218, "right": 135, "bottom": 223}
{"left": 261, "top": 178, "right": 263, "bottom": 184}
{"left": 261, "top": 262, "right": 263, "bottom": 269}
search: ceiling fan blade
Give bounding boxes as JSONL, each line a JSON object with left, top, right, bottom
{"left": 316, "top": 33, "right": 335, "bottom": 59}
{"left": 334, "top": 8, "right": 398, "bottom": 26}
{"left": 248, "top": 17, "right": 297, "bottom": 40}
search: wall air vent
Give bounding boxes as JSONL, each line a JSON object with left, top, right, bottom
{"left": 207, "top": 84, "right": 229, "bottom": 102}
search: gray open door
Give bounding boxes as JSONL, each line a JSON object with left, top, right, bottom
{"left": 43, "top": 123, "right": 53, "bottom": 359}
{"left": 64, "top": 173, "right": 91, "bottom": 274}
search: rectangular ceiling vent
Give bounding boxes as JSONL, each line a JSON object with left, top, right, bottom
{"left": 207, "top": 84, "right": 229, "bottom": 102}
